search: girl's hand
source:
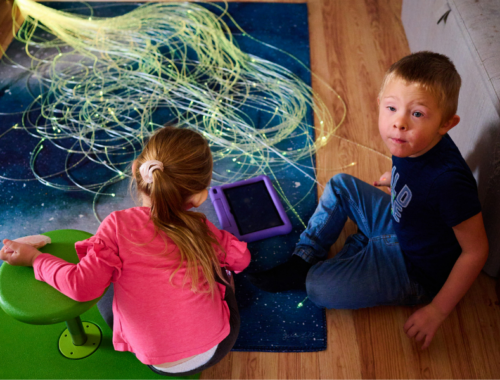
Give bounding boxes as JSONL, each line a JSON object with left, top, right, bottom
{"left": 373, "top": 171, "right": 392, "bottom": 187}
{"left": 403, "top": 303, "right": 448, "bottom": 350}
{"left": 0, "top": 239, "right": 42, "bottom": 267}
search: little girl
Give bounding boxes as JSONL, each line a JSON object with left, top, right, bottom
{"left": 0, "top": 126, "right": 251, "bottom": 376}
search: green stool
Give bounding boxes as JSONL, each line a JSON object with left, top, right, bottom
{"left": 0, "top": 229, "right": 103, "bottom": 359}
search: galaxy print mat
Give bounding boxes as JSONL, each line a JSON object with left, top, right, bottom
{"left": 0, "top": 2, "right": 326, "bottom": 352}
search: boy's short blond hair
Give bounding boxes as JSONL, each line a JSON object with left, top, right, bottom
{"left": 379, "top": 51, "right": 461, "bottom": 123}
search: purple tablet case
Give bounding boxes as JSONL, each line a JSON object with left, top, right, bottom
{"left": 209, "top": 175, "right": 292, "bottom": 242}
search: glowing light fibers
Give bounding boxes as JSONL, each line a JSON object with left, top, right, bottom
{"left": 2, "top": 0, "right": 348, "bottom": 224}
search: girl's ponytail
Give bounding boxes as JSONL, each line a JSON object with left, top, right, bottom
{"left": 134, "top": 126, "right": 226, "bottom": 296}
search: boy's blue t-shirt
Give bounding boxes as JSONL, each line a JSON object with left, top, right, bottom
{"left": 391, "top": 134, "right": 482, "bottom": 297}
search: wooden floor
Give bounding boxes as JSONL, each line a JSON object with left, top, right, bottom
{"left": 1, "top": 0, "right": 500, "bottom": 378}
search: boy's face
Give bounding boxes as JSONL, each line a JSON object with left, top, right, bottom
{"left": 378, "top": 78, "right": 457, "bottom": 158}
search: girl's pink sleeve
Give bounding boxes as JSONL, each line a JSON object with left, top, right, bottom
{"left": 32, "top": 215, "right": 122, "bottom": 302}
{"left": 207, "top": 221, "right": 251, "bottom": 273}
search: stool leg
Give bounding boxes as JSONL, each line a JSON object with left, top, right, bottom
{"left": 65, "top": 316, "right": 88, "bottom": 346}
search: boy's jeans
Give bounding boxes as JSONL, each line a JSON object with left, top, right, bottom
{"left": 294, "top": 173, "right": 428, "bottom": 309}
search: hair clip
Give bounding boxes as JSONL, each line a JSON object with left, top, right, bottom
{"left": 139, "top": 160, "right": 164, "bottom": 183}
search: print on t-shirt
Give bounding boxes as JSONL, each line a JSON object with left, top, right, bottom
{"left": 391, "top": 166, "right": 413, "bottom": 223}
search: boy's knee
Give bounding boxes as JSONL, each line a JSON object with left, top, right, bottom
{"left": 306, "top": 261, "right": 367, "bottom": 309}
{"left": 306, "top": 264, "right": 344, "bottom": 309}
{"left": 322, "top": 173, "right": 356, "bottom": 204}
{"left": 306, "top": 277, "right": 329, "bottom": 308}
{"left": 328, "top": 173, "right": 354, "bottom": 190}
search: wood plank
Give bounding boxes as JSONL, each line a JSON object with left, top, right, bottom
{"left": 318, "top": 309, "right": 362, "bottom": 379}
{"left": 277, "top": 352, "right": 300, "bottom": 379}
{"left": 230, "top": 352, "right": 279, "bottom": 378}
{"left": 453, "top": 274, "right": 500, "bottom": 378}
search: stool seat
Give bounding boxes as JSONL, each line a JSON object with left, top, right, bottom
{"left": 0, "top": 229, "right": 98, "bottom": 325}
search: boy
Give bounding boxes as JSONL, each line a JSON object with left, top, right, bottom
{"left": 248, "top": 51, "right": 489, "bottom": 350}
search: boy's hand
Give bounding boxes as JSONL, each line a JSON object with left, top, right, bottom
{"left": 373, "top": 171, "right": 391, "bottom": 187}
{"left": 0, "top": 239, "right": 42, "bottom": 267}
{"left": 403, "top": 303, "right": 448, "bottom": 350}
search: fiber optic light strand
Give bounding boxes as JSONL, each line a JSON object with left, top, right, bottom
{"left": 0, "top": 0, "right": 359, "bottom": 222}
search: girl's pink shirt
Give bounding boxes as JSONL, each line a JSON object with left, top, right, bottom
{"left": 33, "top": 207, "right": 250, "bottom": 365}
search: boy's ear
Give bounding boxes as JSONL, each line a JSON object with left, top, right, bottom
{"left": 440, "top": 115, "right": 460, "bottom": 135}
{"left": 132, "top": 159, "right": 137, "bottom": 173}
{"left": 187, "top": 189, "right": 208, "bottom": 208}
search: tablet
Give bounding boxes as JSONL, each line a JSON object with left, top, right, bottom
{"left": 209, "top": 175, "right": 292, "bottom": 242}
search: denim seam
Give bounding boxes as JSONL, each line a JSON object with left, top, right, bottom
{"left": 371, "top": 234, "right": 399, "bottom": 246}
{"left": 334, "top": 187, "right": 370, "bottom": 236}
{"left": 314, "top": 198, "right": 341, "bottom": 242}
{"left": 297, "top": 191, "right": 343, "bottom": 263}
{"left": 294, "top": 248, "right": 318, "bottom": 264}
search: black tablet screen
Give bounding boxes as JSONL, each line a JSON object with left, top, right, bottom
{"left": 223, "top": 181, "right": 284, "bottom": 235}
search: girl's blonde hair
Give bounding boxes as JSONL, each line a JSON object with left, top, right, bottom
{"left": 134, "top": 126, "right": 225, "bottom": 296}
